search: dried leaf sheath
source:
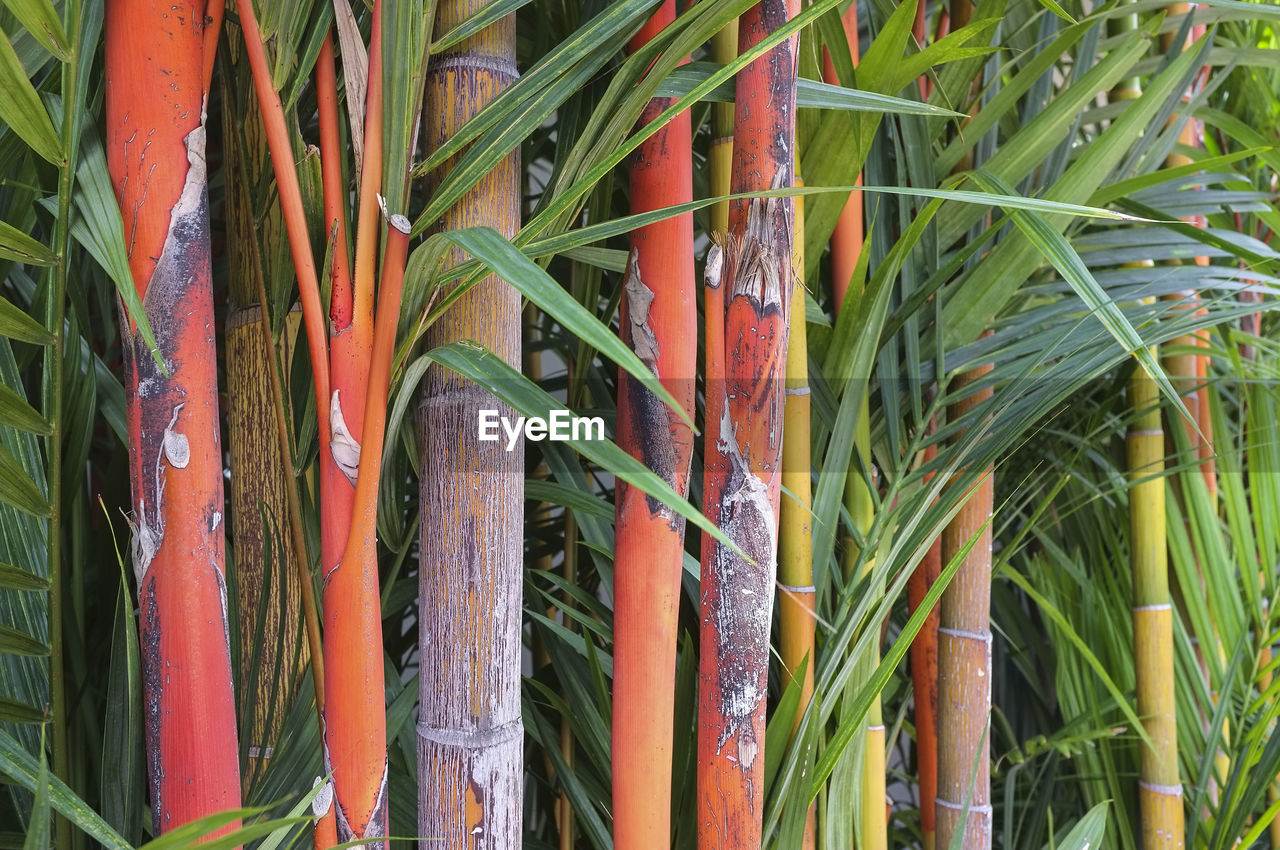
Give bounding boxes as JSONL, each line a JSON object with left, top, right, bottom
{"left": 612, "top": 4, "right": 696, "bottom": 849}
{"left": 418, "top": 4, "right": 523, "bottom": 847}
{"left": 698, "top": 2, "right": 798, "bottom": 847}
{"left": 104, "top": 0, "right": 241, "bottom": 835}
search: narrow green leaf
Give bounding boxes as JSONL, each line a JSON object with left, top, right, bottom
{"left": 71, "top": 138, "right": 165, "bottom": 373}
{"left": 0, "top": 381, "right": 51, "bottom": 436}
{"left": 0, "top": 696, "right": 43, "bottom": 724}
{"left": 656, "top": 62, "right": 964, "bottom": 117}
{"left": 21, "top": 728, "right": 48, "bottom": 850}
{"left": 0, "top": 296, "right": 54, "bottom": 345}
{"left": 0, "top": 25, "right": 61, "bottom": 163}
{"left": 0, "top": 624, "right": 46, "bottom": 657}
{"left": 1, "top": 0, "right": 69, "bottom": 60}
{"left": 445, "top": 227, "right": 694, "bottom": 430}
{"left": 431, "top": 0, "right": 533, "bottom": 52}
{"left": 0, "top": 561, "right": 46, "bottom": 591}
{"left": 0, "top": 441, "right": 49, "bottom": 518}
{"left": 426, "top": 341, "right": 735, "bottom": 553}
{"left": 0, "top": 221, "right": 55, "bottom": 266}
{"left": 0, "top": 729, "right": 132, "bottom": 850}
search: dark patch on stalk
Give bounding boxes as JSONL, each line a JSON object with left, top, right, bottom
{"left": 710, "top": 411, "right": 776, "bottom": 781}
{"left": 142, "top": 576, "right": 164, "bottom": 833}
{"left": 621, "top": 251, "right": 679, "bottom": 523}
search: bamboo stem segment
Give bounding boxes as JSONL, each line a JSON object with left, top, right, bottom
{"left": 1129, "top": 360, "right": 1184, "bottom": 849}
{"left": 698, "top": 3, "right": 799, "bottom": 846}
{"left": 105, "top": 0, "right": 241, "bottom": 835}
{"left": 779, "top": 186, "right": 816, "bottom": 850}
{"left": 936, "top": 362, "right": 994, "bottom": 850}
{"left": 612, "top": 4, "right": 696, "bottom": 848}
{"left": 418, "top": 3, "right": 523, "bottom": 846}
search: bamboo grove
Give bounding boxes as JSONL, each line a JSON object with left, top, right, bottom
{"left": 2, "top": 0, "right": 1280, "bottom": 849}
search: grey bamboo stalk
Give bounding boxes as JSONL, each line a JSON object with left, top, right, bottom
{"left": 936, "top": 359, "right": 994, "bottom": 849}
{"left": 418, "top": 3, "right": 523, "bottom": 846}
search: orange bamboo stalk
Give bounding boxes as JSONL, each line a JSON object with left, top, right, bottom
{"left": 418, "top": 3, "right": 523, "bottom": 846}
{"left": 612, "top": 4, "right": 696, "bottom": 849}
{"left": 908, "top": 441, "right": 942, "bottom": 850}
{"left": 202, "top": 0, "right": 224, "bottom": 91}
{"left": 698, "top": 3, "right": 799, "bottom": 847}
{"left": 105, "top": 0, "right": 241, "bottom": 836}
{"left": 234, "top": 0, "right": 331, "bottom": 444}
{"left": 936, "top": 362, "right": 994, "bottom": 850}
{"left": 821, "top": 4, "right": 862, "bottom": 313}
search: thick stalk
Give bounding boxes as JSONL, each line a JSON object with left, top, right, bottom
{"left": 222, "top": 77, "right": 309, "bottom": 794}
{"left": 907, "top": 441, "right": 941, "bottom": 850}
{"left": 778, "top": 187, "right": 815, "bottom": 850}
{"left": 936, "top": 363, "right": 994, "bottom": 850}
{"left": 418, "top": 4, "right": 523, "bottom": 846}
{"left": 105, "top": 0, "right": 241, "bottom": 835}
{"left": 612, "top": 4, "right": 696, "bottom": 849}
{"left": 697, "top": 3, "right": 798, "bottom": 847}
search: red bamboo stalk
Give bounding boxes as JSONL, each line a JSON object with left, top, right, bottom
{"left": 612, "top": 4, "right": 696, "bottom": 849}
{"left": 698, "top": 2, "right": 799, "bottom": 847}
{"left": 105, "top": 0, "right": 241, "bottom": 836}
{"left": 908, "top": 441, "right": 942, "bottom": 850}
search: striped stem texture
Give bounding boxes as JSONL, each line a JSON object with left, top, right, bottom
{"left": 418, "top": 4, "right": 523, "bottom": 847}
{"left": 936, "top": 362, "right": 994, "bottom": 850}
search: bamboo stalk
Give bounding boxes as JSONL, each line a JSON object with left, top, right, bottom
{"left": 612, "top": 4, "right": 696, "bottom": 849}
{"left": 821, "top": 5, "right": 862, "bottom": 313}
{"left": 908, "top": 441, "right": 942, "bottom": 850}
{"left": 697, "top": 3, "right": 799, "bottom": 846}
{"left": 104, "top": 0, "right": 241, "bottom": 835}
{"left": 936, "top": 361, "right": 994, "bottom": 850}
{"left": 778, "top": 185, "right": 815, "bottom": 850}
{"left": 709, "top": 21, "right": 737, "bottom": 236}
{"left": 822, "top": 8, "right": 888, "bottom": 846}
{"left": 222, "top": 58, "right": 311, "bottom": 793}
{"left": 1129, "top": 359, "right": 1184, "bottom": 849}
{"left": 418, "top": 3, "right": 523, "bottom": 846}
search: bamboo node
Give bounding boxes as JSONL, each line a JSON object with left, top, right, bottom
{"left": 1139, "top": 780, "right": 1184, "bottom": 797}
{"left": 938, "top": 626, "right": 992, "bottom": 643}
{"left": 416, "top": 717, "right": 523, "bottom": 749}
{"left": 935, "top": 798, "right": 993, "bottom": 813}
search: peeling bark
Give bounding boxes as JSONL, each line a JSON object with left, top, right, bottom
{"left": 106, "top": 2, "right": 241, "bottom": 834}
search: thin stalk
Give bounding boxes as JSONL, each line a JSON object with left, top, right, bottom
{"left": 821, "top": 4, "right": 861, "bottom": 313}
{"left": 907, "top": 441, "right": 941, "bottom": 850}
{"left": 709, "top": 21, "right": 737, "bottom": 236}
{"left": 418, "top": 4, "right": 523, "bottom": 846}
{"left": 105, "top": 0, "right": 241, "bottom": 834}
{"left": 778, "top": 185, "right": 815, "bottom": 850}
{"left": 612, "top": 4, "right": 696, "bottom": 849}
{"left": 234, "top": 0, "right": 331, "bottom": 441}
{"left": 697, "top": 3, "right": 798, "bottom": 846}
{"left": 936, "top": 361, "right": 994, "bottom": 850}
{"left": 330, "top": 208, "right": 409, "bottom": 845}
{"left": 48, "top": 2, "right": 83, "bottom": 847}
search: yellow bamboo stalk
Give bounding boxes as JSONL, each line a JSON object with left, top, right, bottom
{"left": 418, "top": 3, "right": 523, "bottom": 846}
{"left": 936, "top": 361, "right": 994, "bottom": 850}
{"left": 709, "top": 20, "right": 737, "bottom": 236}
{"left": 779, "top": 186, "right": 816, "bottom": 850}
{"left": 1129, "top": 350, "right": 1184, "bottom": 849}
